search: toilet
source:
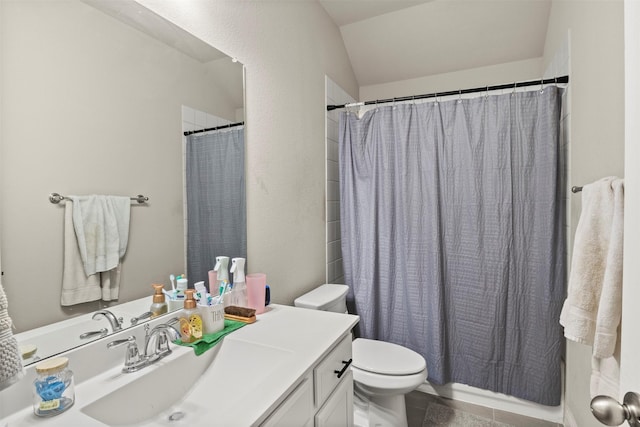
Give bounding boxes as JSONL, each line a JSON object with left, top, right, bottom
{"left": 294, "top": 284, "right": 427, "bottom": 427}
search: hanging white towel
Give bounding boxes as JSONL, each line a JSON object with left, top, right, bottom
{"left": 70, "top": 195, "right": 130, "bottom": 276}
{"left": 559, "top": 176, "right": 624, "bottom": 397}
{"left": 591, "top": 328, "right": 621, "bottom": 398}
{"left": 61, "top": 201, "right": 123, "bottom": 305}
{"left": 593, "top": 178, "right": 624, "bottom": 357}
{"left": 0, "top": 281, "right": 23, "bottom": 391}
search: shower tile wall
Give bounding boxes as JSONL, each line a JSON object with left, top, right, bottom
{"left": 325, "top": 77, "right": 356, "bottom": 283}
{"left": 181, "top": 106, "right": 234, "bottom": 270}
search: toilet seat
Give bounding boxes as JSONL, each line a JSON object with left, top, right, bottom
{"left": 352, "top": 338, "right": 426, "bottom": 375}
{"left": 351, "top": 365, "right": 428, "bottom": 397}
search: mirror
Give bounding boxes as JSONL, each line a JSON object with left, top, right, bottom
{"left": 0, "top": 0, "right": 245, "bottom": 364}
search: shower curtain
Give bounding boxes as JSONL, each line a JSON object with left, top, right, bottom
{"left": 339, "top": 87, "right": 565, "bottom": 405}
{"left": 186, "top": 128, "right": 246, "bottom": 288}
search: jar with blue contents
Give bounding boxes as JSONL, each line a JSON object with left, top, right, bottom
{"left": 33, "top": 356, "right": 75, "bottom": 417}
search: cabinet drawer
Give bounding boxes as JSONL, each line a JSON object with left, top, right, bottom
{"left": 314, "top": 334, "right": 352, "bottom": 407}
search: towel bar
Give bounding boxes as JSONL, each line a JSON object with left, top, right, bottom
{"left": 571, "top": 186, "right": 583, "bottom": 193}
{"left": 49, "top": 193, "right": 148, "bottom": 204}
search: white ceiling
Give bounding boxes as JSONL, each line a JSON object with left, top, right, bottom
{"left": 319, "top": 0, "right": 552, "bottom": 86}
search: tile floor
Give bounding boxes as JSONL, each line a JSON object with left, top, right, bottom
{"left": 406, "top": 391, "right": 563, "bottom": 427}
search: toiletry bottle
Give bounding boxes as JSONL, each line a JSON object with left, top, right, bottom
{"left": 176, "top": 275, "right": 188, "bottom": 299}
{"left": 213, "top": 256, "right": 230, "bottom": 298}
{"left": 194, "top": 281, "right": 208, "bottom": 304}
{"left": 230, "top": 258, "right": 248, "bottom": 307}
{"left": 150, "top": 284, "right": 168, "bottom": 317}
{"left": 178, "top": 289, "right": 202, "bottom": 343}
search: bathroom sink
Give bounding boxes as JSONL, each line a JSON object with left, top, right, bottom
{"left": 81, "top": 338, "right": 292, "bottom": 426}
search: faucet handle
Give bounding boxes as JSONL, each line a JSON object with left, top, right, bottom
{"left": 107, "top": 336, "right": 144, "bottom": 373}
{"left": 107, "top": 335, "right": 136, "bottom": 349}
{"left": 153, "top": 331, "right": 171, "bottom": 357}
{"left": 130, "top": 311, "right": 153, "bottom": 326}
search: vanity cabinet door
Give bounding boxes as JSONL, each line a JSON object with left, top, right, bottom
{"left": 261, "top": 375, "right": 314, "bottom": 427}
{"left": 315, "top": 370, "right": 354, "bottom": 427}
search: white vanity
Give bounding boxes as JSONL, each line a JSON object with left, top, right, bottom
{"left": 0, "top": 304, "right": 358, "bottom": 426}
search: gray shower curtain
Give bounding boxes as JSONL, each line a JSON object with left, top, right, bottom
{"left": 186, "top": 128, "right": 246, "bottom": 288}
{"left": 339, "top": 87, "right": 565, "bottom": 405}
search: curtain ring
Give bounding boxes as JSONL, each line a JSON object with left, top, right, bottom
{"left": 540, "top": 78, "right": 544, "bottom": 94}
{"left": 511, "top": 82, "right": 516, "bottom": 96}
{"left": 434, "top": 92, "right": 439, "bottom": 105}
{"left": 458, "top": 90, "right": 462, "bottom": 104}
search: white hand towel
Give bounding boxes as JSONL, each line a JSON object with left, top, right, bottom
{"left": 61, "top": 200, "right": 124, "bottom": 306}
{"left": 61, "top": 201, "right": 101, "bottom": 305}
{"left": 0, "top": 282, "right": 23, "bottom": 391}
{"left": 593, "top": 178, "right": 624, "bottom": 358}
{"left": 559, "top": 176, "right": 624, "bottom": 398}
{"left": 70, "top": 195, "right": 130, "bottom": 276}
{"left": 591, "top": 328, "right": 621, "bottom": 398}
{"left": 559, "top": 177, "right": 623, "bottom": 350}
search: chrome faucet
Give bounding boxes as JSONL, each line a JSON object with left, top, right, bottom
{"left": 108, "top": 323, "right": 180, "bottom": 374}
{"left": 144, "top": 324, "right": 181, "bottom": 362}
{"left": 93, "top": 309, "right": 123, "bottom": 332}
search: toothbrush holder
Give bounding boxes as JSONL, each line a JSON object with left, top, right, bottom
{"left": 200, "top": 303, "right": 224, "bottom": 334}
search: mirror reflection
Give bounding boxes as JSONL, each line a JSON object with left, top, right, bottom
{"left": 0, "top": 0, "right": 245, "bottom": 365}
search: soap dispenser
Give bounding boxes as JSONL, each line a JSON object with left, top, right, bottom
{"left": 178, "top": 289, "right": 202, "bottom": 343}
{"left": 213, "top": 256, "right": 230, "bottom": 297}
{"left": 230, "top": 258, "right": 247, "bottom": 307}
{"left": 150, "top": 284, "right": 168, "bottom": 317}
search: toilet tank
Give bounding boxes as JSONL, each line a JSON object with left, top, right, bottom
{"left": 293, "top": 284, "right": 348, "bottom": 313}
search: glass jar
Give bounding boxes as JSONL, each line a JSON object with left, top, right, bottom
{"left": 33, "top": 356, "right": 75, "bottom": 417}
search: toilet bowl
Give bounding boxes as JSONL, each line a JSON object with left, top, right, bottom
{"left": 294, "top": 284, "right": 428, "bottom": 427}
{"left": 351, "top": 338, "right": 427, "bottom": 427}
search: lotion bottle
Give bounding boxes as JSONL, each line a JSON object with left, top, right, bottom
{"left": 150, "top": 284, "right": 168, "bottom": 317}
{"left": 230, "top": 258, "right": 247, "bottom": 307}
{"left": 178, "top": 289, "right": 202, "bottom": 343}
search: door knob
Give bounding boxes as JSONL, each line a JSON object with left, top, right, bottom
{"left": 591, "top": 392, "right": 640, "bottom": 426}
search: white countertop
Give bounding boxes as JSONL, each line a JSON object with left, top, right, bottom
{"left": 2, "top": 305, "right": 358, "bottom": 426}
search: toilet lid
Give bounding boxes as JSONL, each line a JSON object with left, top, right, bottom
{"left": 352, "top": 338, "right": 426, "bottom": 375}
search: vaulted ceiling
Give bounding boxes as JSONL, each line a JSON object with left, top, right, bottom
{"left": 319, "top": 0, "right": 552, "bottom": 86}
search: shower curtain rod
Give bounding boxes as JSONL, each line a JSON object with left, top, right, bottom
{"left": 183, "top": 121, "right": 244, "bottom": 137}
{"left": 326, "top": 75, "right": 569, "bottom": 111}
